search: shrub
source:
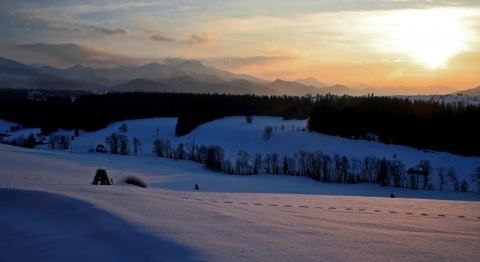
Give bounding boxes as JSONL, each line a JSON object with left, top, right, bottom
{"left": 92, "top": 168, "right": 111, "bottom": 185}
{"left": 120, "top": 175, "right": 147, "bottom": 188}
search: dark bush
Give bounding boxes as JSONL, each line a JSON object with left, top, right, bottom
{"left": 120, "top": 175, "right": 147, "bottom": 188}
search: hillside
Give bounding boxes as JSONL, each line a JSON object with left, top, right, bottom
{"left": 1, "top": 116, "right": 479, "bottom": 261}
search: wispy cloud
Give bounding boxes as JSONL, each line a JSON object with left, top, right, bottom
{"left": 15, "top": 43, "right": 132, "bottom": 68}
{"left": 151, "top": 34, "right": 175, "bottom": 42}
{"left": 9, "top": 7, "right": 131, "bottom": 37}
{"left": 210, "top": 56, "right": 297, "bottom": 70}
{"left": 188, "top": 32, "right": 216, "bottom": 46}
{"left": 264, "top": 42, "right": 278, "bottom": 52}
{"left": 91, "top": 26, "right": 130, "bottom": 36}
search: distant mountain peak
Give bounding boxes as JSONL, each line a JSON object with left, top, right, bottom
{"left": 294, "top": 77, "right": 328, "bottom": 88}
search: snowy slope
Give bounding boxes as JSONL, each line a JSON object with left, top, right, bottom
{"left": 1, "top": 117, "right": 479, "bottom": 261}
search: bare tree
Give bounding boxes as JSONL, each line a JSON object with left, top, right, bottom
{"left": 447, "top": 167, "right": 459, "bottom": 192}
{"left": 133, "top": 137, "right": 142, "bottom": 156}
{"left": 235, "top": 150, "right": 252, "bottom": 175}
{"left": 48, "top": 134, "right": 70, "bottom": 150}
{"left": 390, "top": 156, "right": 405, "bottom": 188}
{"left": 471, "top": 166, "right": 480, "bottom": 193}
{"left": 377, "top": 157, "right": 390, "bottom": 186}
{"left": 185, "top": 141, "right": 198, "bottom": 161}
{"left": 105, "top": 133, "right": 120, "bottom": 154}
{"left": 253, "top": 153, "right": 262, "bottom": 175}
{"left": 152, "top": 138, "right": 171, "bottom": 158}
{"left": 295, "top": 150, "right": 309, "bottom": 177}
{"left": 271, "top": 152, "right": 280, "bottom": 174}
{"left": 416, "top": 159, "right": 433, "bottom": 190}
{"left": 264, "top": 154, "right": 273, "bottom": 174}
{"left": 460, "top": 179, "right": 469, "bottom": 192}
{"left": 118, "top": 134, "right": 130, "bottom": 155}
{"left": 436, "top": 166, "right": 448, "bottom": 191}
{"left": 119, "top": 123, "right": 128, "bottom": 133}
{"left": 263, "top": 125, "right": 273, "bottom": 141}
{"left": 176, "top": 143, "right": 185, "bottom": 160}
{"left": 361, "top": 154, "right": 377, "bottom": 183}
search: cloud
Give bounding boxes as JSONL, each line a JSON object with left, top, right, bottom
{"left": 210, "top": 56, "right": 297, "bottom": 70}
{"left": 10, "top": 8, "right": 131, "bottom": 37}
{"left": 264, "top": 42, "right": 278, "bottom": 51}
{"left": 15, "top": 43, "right": 131, "bottom": 68}
{"left": 92, "top": 26, "right": 130, "bottom": 36}
{"left": 188, "top": 32, "right": 216, "bottom": 46}
{"left": 151, "top": 34, "right": 175, "bottom": 42}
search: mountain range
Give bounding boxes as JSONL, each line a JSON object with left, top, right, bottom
{"left": 0, "top": 57, "right": 478, "bottom": 96}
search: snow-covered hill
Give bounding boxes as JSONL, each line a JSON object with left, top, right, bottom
{"left": 1, "top": 117, "right": 479, "bottom": 261}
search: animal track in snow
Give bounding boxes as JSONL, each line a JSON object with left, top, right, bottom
{"left": 179, "top": 197, "right": 479, "bottom": 221}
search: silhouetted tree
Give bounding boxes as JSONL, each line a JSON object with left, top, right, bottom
{"left": 436, "top": 166, "right": 448, "bottom": 191}
{"left": 460, "top": 179, "right": 469, "bottom": 192}
{"left": 133, "top": 137, "right": 142, "bottom": 156}
{"left": 471, "top": 166, "right": 480, "bottom": 193}
{"left": 235, "top": 150, "right": 252, "bottom": 175}
{"left": 447, "top": 167, "right": 459, "bottom": 192}
{"left": 416, "top": 159, "right": 433, "bottom": 190}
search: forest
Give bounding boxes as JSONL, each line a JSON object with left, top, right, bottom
{"left": 0, "top": 89, "right": 479, "bottom": 157}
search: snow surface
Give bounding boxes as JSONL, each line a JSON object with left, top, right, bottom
{"left": 1, "top": 116, "right": 479, "bottom": 261}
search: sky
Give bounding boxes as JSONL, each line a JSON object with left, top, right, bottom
{"left": 1, "top": 116, "right": 479, "bottom": 261}
{"left": 1, "top": 1, "right": 480, "bottom": 90}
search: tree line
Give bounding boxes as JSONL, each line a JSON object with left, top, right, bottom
{"left": 149, "top": 137, "right": 479, "bottom": 193}
{"left": 0, "top": 90, "right": 311, "bottom": 135}
{"left": 1, "top": 89, "right": 479, "bottom": 156}
{"left": 308, "top": 94, "right": 480, "bottom": 156}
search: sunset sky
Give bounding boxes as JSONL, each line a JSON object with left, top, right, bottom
{"left": 1, "top": 0, "right": 479, "bottom": 91}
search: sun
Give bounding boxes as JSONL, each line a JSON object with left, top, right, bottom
{"left": 377, "top": 8, "right": 471, "bottom": 70}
